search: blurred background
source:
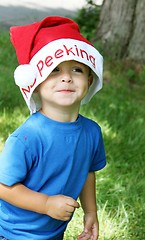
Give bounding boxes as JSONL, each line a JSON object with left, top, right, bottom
{"left": 0, "top": 0, "right": 103, "bottom": 26}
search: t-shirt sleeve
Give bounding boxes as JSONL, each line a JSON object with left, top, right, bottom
{"left": 0, "top": 136, "right": 33, "bottom": 186}
{"left": 90, "top": 128, "right": 106, "bottom": 172}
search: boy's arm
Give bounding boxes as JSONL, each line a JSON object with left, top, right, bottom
{"left": 78, "top": 172, "right": 99, "bottom": 240}
{"left": 0, "top": 183, "right": 79, "bottom": 221}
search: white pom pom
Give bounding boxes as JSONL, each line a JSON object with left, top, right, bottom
{"left": 14, "top": 64, "right": 37, "bottom": 88}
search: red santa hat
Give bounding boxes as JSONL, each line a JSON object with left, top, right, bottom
{"left": 10, "top": 16, "right": 103, "bottom": 114}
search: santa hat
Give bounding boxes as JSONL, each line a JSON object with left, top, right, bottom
{"left": 10, "top": 16, "right": 103, "bottom": 114}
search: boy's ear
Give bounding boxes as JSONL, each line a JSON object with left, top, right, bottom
{"left": 88, "top": 74, "right": 93, "bottom": 87}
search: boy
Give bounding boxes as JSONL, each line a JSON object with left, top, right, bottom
{"left": 0, "top": 16, "right": 106, "bottom": 240}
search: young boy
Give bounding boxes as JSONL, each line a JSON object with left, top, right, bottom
{"left": 0, "top": 16, "right": 106, "bottom": 240}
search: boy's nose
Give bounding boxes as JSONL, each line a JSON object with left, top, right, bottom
{"left": 61, "top": 72, "right": 72, "bottom": 83}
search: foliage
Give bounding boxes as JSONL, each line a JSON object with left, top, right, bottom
{"left": 123, "top": 60, "right": 145, "bottom": 85}
{"left": 74, "top": 0, "right": 101, "bottom": 41}
{"left": 0, "top": 26, "right": 145, "bottom": 239}
{"left": 0, "top": 30, "right": 25, "bottom": 109}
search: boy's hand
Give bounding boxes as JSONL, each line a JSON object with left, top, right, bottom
{"left": 77, "top": 212, "right": 99, "bottom": 240}
{"left": 45, "top": 195, "right": 80, "bottom": 221}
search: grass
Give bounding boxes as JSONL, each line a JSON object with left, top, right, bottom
{"left": 0, "top": 30, "right": 145, "bottom": 239}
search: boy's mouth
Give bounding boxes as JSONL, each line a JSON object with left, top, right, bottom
{"left": 57, "top": 89, "right": 75, "bottom": 93}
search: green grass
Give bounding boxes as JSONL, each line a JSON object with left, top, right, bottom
{"left": 0, "top": 30, "right": 145, "bottom": 239}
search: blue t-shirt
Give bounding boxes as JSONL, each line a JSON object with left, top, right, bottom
{"left": 0, "top": 112, "right": 106, "bottom": 239}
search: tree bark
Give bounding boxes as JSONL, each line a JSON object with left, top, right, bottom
{"left": 96, "top": 0, "right": 145, "bottom": 63}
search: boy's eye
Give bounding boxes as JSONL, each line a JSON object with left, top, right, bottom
{"left": 52, "top": 67, "right": 60, "bottom": 72}
{"left": 72, "top": 67, "right": 83, "bottom": 73}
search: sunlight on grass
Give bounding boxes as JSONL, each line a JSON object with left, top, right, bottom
{"left": 0, "top": 138, "right": 4, "bottom": 152}
{"left": 0, "top": 108, "right": 28, "bottom": 147}
{"left": 98, "top": 202, "right": 129, "bottom": 239}
{"left": 64, "top": 200, "right": 130, "bottom": 240}
{"left": 64, "top": 207, "right": 84, "bottom": 239}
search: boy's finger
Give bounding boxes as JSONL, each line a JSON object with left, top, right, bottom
{"left": 66, "top": 197, "right": 80, "bottom": 208}
{"left": 74, "top": 200, "right": 80, "bottom": 208}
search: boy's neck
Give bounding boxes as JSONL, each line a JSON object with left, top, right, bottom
{"left": 40, "top": 105, "right": 80, "bottom": 123}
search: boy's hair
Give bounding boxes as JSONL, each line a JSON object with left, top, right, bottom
{"left": 10, "top": 16, "right": 103, "bottom": 113}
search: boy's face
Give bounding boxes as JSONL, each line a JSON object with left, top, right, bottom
{"left": 37, "top": 60, "right": 92, "bottom": 110}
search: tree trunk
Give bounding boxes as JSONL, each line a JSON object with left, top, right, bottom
{"left": 96, "top": 0, "right": 145, "bottom": 63}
